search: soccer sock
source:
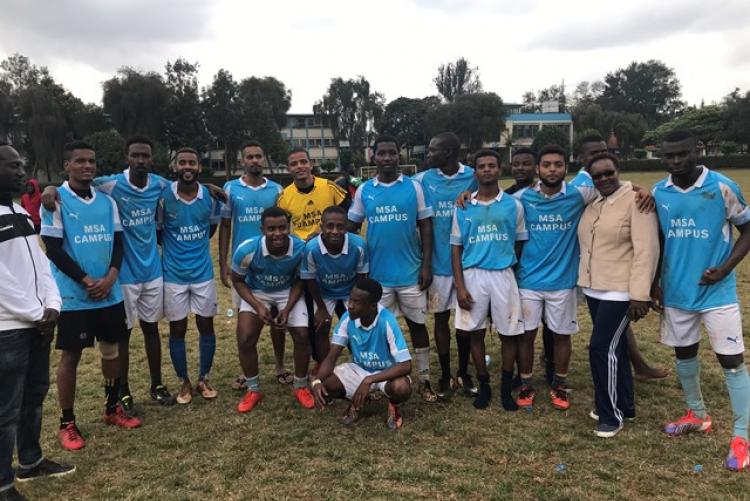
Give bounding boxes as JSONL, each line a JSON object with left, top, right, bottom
{"left": 246, "top": 376, "right": 260, "bottom": 392}
{"left": 520, "top": 373, "right": 533, "bottom": 388}
{"left": 104, "top": 378, "right": 120, "bottom": 414}
{"left": 60, "top": 409, "right": 75, "bottom": 426}
{"left": 456, "top": 335, "right": 470, "bottom": 375}
{"left": 501, "top": 370, "right": 519, "bottom": 411}
{"left": 473, "top": 374, "right": 491, "bottom": 409}
{"left": 169, "top": 338, "right": 188, "bottom": 380}
{"left": 723, "top": 364, "right": 750, "bottom": 440}
{"left": 293, "top": 375, "right": 309, "bottom": 389}
{"left": 198, "top": 335, "right": 216, "bottom": 379}
{"left": 415, "top": 347, "right": 430, "bottom": 382}
{"left": 119, "top": 382, "right": 131, "bottom": 397}
{"left": 552, "top": 373, "right": 568, "bottom": 388}
{"left": 675, "top": 356, "right": 707, "bottom": 419}
{"left": 438, "top": 353, "right": 451, "bottom": 380}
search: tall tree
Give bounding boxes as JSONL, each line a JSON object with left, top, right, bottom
{"left": 722, "top": 88, "right": 750, "bottom": 149}
{"left": 0, "top": 53, "right": 49, "bottom": 96}
{"left": 650, "top": 105, "right": 726, "bottom": 151}
{"left": 164, "top": 58, "right": 209, "bottom": 152}
{"left": 597, "top": 60, "right": 684, "bottom": 126}
{"left": 376, "top": 96, "right": 440, "bottom": 159}
{"left": 530, "top": 126, "right": 571, "bottom": 154}
{"left": 203, "top": 69, "right": 244, "bottom": 179}
{"left": 521, "top": 84, "right": 568, "bottom": 112}
{"left": 434, "top": 57, "right": 482, "bottom": 103}
{"left": 426, "top": 92, "right": 505, "bottom": 152}
{"left": 318, "top": 76, "right": 384, "bottom": 153}
{"left": 572, "top": 102, "right": 647, "bottom": 156}
{"left": 102, "top": 67, "right": 169, "bottom": 141}
{"left": 84, "top": 130, "right": 125, "bottom": 175}
{"left": 237, "top": 76, "right": 292, "bottom": 164}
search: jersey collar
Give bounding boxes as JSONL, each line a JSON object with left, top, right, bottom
{"left": 373, "top": 174, "right": 404, "bottom": 187}
{"left": 354, "top": 304, "right": 384, "bottom": 330}
{"left": 532, "top": 180, "right": 567, "bottom": 198}
{"left": 435, "top": 163, "right": 467, "bottom": 179}
{"left": 123, "top": 168, "right": 151, "bottom": 192}
{"left": 469, "top": 189, "right": 504, "bottom": 205}
{"left": 665, "top": 166, "right": 708, "bottom": 193}
{"left": 261, "top": 235, "right": 294, "bottom": 257}
{"left": 170, "top": 181, "right": 204, "bottom": 203}
{"left": 318, "top": 233, "right": 349, "bottom": 255}
{"left": 61, "top": 181, "right": 97, "bottom": 205}
{"left": 239, "top": 176, "right": 268, "bottom": 190}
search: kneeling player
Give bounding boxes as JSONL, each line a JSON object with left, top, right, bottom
{"left": 231, "top": 207, "right": 315, "bottom": 412}
{"left": 311, "top": 278, "right": 412, "bottom": 429}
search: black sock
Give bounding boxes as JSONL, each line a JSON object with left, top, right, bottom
{"left": 60, "top": 409, "right": 75, "bottom": 426}
{"left": 119, "top": 382, "right": 131, "bottom": 397}
{"left": 545, "top": 359, "right": 555, "bottom": 386}
{"left": 438, "top": 353, "right": 451, "bottom": 380}
{"left": 456, "top": 335, "right": 470, "bottom": 375}
{"left": 105, "top": 378, "right": 120, "bottom": 414}
{"left": 501, "top": 371, "right": 518, "bottom": 411}
{"left": 473, "top": 374, "right": 491, "bottom": 409}
{"left": 150, "top": 376, "right": 162, "bottom": 391}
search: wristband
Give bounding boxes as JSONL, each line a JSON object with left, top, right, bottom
{"left": 311, "top": 379, "right": 322, "bottom": 388}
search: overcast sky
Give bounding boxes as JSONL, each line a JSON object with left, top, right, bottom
{"left": 1, "top": 0, "right": 749, "bottom": 113}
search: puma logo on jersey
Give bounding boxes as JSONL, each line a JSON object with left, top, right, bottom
{"left": 727, "top": 336, "right": 740, "bottom": 344}
{"left": 235, "top": 195, "right": 244, "bottom": 201}
{"left": 120, "top": 196, "right": 131, "bottom": 203}
{"left": 366, "top": 195, "right": 375, "bottom": 200}
{"left": 428, "top": 185, "right": 437, "bottom": 192}
{"left": 68, "top": 212, "right": 79, "bottom": 220}
{"left": 660, "top": 204, "right": 670, "bottom": 212}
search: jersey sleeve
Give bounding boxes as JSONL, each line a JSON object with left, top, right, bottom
{"left": 300, "top": 246, "right": 317, "bottom": 279}
{"left": 385, "top": 316, "right": 412, "bottom": 363}
{"left": 221, "top": 183, "right": 233, "bottom": 219}
{"left": 347, "top": 185, "right": 365, "bottom": 223}
{"left": 449, "top": 209, "right": 463, "bottom": 246}
{"left": 574, "top": 185, "right": 598, "bottom": 205}
{"left": 231, "top": 240, "right": 256, "bottom": 277}
{"left": 719, "top": 180, "right": 750, "bottom": 227}
{"left": 569, "top": 169, "right": 594, "bottom": 189}
{"left": 156, "top": 198, "right": 165, "bottom": 231}
{"left": 331, "top": 315, "right": 350, "bottom": 347}
{"left": 411, "top": 180, "right": 434, "bottom": 220}
{"left": 40, "top": 202, "right": 63, "bottom": 238}
{"left": 514, "top": 199, "right": 528, "bottom": 241}
{"left": 93, "top": 175, "right": 118, "bottom": 195}
{"left": 210, "top": 196, "right": 222, "bottom": 225}
{"left": 329, "top": 181, "right": 347, "bottom": 206}
{"left": 107, "top": 196, "right": 123, "bottom": 232}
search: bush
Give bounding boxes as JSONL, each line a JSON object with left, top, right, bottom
{"left": 320, "top": 160, "right": 337, "bottom": 173}
{"left": 719, "top": 141, "right": 739, "bottom": 155}
{"left": 632, "top": 149, "right": 647, "bottom": 159}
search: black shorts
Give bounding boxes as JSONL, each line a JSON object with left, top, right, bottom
{"left": 56, "top": 302, "right": 128, "bottom": 351}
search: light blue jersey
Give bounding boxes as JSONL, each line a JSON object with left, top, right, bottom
{"left": 514, "top": 182, "right": 596, "bottom": 290}
{"left": 158, "top": 182, "right": 221, "bottom": 285}
{"left": 332, "top": 305, "right": 412, "bottom": 373}
{"left": 232, "top": 235, "right": 305, "bottom": 292}
{"left": 413, "top": 164, "right": 477, "bottom": 276}
{"left": 653, "top": 167, "right": 750, "bottom": 311}
{"left": 348, "top": 174, "right": 433, "bottom": 287}
{"left": 300, "top": 233, "right": 369, "bottom": 300}
{"left": 569, "top": 169, "right": 594, "bottom": 189}
{"left": 94, "top": 169, "right": 169, "bottom": 284}
{"left": 40, "top": 182, "right": 123, "bottom": 311}
{"left": 450, "top": 191, "right": 527, "bottom": 270}
{"left": 222, "top": 177, "right": 282, "bottom": 253}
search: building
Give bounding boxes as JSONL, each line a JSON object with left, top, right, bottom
{"left": 280, "top": 114, "right": 339, "bottom": 168}
{"left": 496, "top": 111, "right": 574, "bottom": 162}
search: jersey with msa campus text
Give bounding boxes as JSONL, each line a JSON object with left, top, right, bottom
{"left": 232, "top": 235, "right": 305, "bottom": 292}
{"left": 221, "top": 177, "right": 282, "bottom": 253}
{"left": 158, "top": 183, "right": 221, "bottom": 285}
{"left": 413, "top": 164, "right": 477, "bottom": 276}
{"left": 514, "top": 182, "right": 596, "bottom": 290}
{"left": 300, "top": 233, "right": 369, "bottom": 300}
{"left": 277, "top": 177, "right": 347, "bottom": 240}
{"left": 348, "top": 175, "right": 433, "bottom": 287}
{"left": 653, "top": 167, "right": 750, "bottom": 311}
{"left": 332, "top": 305, "right": 412, "bottom": 373}
{"left": 450, "top": 191, "right": 528, "bottom": 271}
{"left": 94, "top": 170, "right": 169, "bottom": 285}
{"left": 40, "top": 182, "right": 123, "bottom": 311}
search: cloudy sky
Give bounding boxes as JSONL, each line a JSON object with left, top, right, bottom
{"left": 1, "top": 0, "right": 748, "bottom": 112}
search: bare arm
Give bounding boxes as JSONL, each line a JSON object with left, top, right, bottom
{"left": 231, "top": 271, "right": 272, "bottom": 323}
{"left": 312, "top": 343, "right": 345, "bottom": 408}
{"left": 417, "top": 217, "right": 433, "bottom": 290}
{"left": 452, "top": 244, "right": 473, "bottom": 311}
{"left": 701, "top": 221, "right": 750, "bottom": 284}
{"left": 218, "top": 218, "right": 232, "bottom": 288}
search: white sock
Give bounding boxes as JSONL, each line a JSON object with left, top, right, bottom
{"left": 415, "top": 347, "right": 430, "bottom": 382}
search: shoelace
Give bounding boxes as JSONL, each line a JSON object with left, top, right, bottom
{"left": 63, "top": 425, "right": 80, "bottom": 441}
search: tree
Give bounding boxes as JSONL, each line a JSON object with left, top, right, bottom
{"left": 102, "top": 67, "right": 169, "bottom": 141}
{"left": 164, "top": 58, "right": 209, "bottom": 152}
{"left": 597, "top": 60, "right": 684, "bottom": 126}
{"left": 318, "top": 76, "right": 384, "bottom": 154}
{"left": 650, "top": 105, "right": 726, "bottom": 152}
{"left": 0, "top": 53, "right": 49, "bottom": 96}
{"left": 723, "top": 88, "right": 750, "bottom": 149}
{"left": 434, "top": 57, "right": 482, "bottom": 103}
{"left": 425, "top": 92, "right": 505, "bottom": 152}
{"left": 531, "top": 126, "right": 570, "bottom": 154}
{"left": 572, "top": 102, "right": 648, "bottom": 156}
{"left": 376, "top": 96, "right": 440, "bottom": 159}
{"left": 203, "top": 69, "right": 244, "bottom": 179}
{"left": 85, "top": 130, "right": 125, "bottom": 174}
{"left": 237, "top": 76, "right": 292, "bottom": 165}
{"left": 570, "top": 80, "right": 604, "bottom": 108}
{"left": 521, "top": 84, "right": 567, "bottom": 113}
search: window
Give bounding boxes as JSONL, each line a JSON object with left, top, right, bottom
{"left": 513, "top": 124, "right": 539, "bottom": 139}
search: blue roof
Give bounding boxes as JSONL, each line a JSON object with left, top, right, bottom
{"left": 509, "top": 113, "right": 572, "bottom": 123}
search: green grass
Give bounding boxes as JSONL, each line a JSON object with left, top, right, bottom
{"left": 17, "top": 169, "right": 750, "bottom": 500}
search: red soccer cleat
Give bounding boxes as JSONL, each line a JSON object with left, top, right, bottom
{"left": 293, "top": 387, "right": 315, "bottom": 409}
{"left": 104, "top": 404, "right": 142, "bottom": 429}
{"left": 237, "top": 390, "right": 264, "bottom": 413}
{"left": 58, "top": 422, "right": 85, "bottom": 451}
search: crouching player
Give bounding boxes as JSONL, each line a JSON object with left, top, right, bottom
{"left": 311, "top": 278, "right": 412, "bottom": 429}
{"left": 231, "top": 207, "right": 315, "bottom": 412}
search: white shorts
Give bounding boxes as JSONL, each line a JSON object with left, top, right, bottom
{"left": 164, "top": 280, "right": 218, "bottom": 321}
{"left": 381, "top": 285, "right": 427, "bottom": 324}
{"left": 428, "top": 275, "right": 455, "bottom": 314}
{"left": 333, "top": 362, "right": 406, "bottom": 400}
{"left": 316, "top": 298, "right": 347, "bottom": 317}
{"left": 121, "top": 277, "right": 164, "bottom": 328}
{"left": 454, "top": 268, "right": 524, "bottom": 336}
{"left": 520, "top": 288, "right": 579, "bottom": 335}
{"left": 239, "top": 289, "right": 309, "bottom": 328}
{"left": 231, "top": 288, "right": 241, "bottom": 309}
{"left": 660, "top": 304, "right": 744, "bottom": 355}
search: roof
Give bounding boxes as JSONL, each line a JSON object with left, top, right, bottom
{"left": 508, "top": 112, "right": 572, "bottom": 123}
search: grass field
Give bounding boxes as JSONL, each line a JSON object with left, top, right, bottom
{"left": 16, "top": 169, "right": 750, "bottom": 500}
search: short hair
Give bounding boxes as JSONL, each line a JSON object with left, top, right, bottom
{"left": 372, "top": 134, "right": 400, "bottom": 152}
{"left": 433, "top": 132, "right": 461, "bottom": 159}
{"left": 322, "top": 205, "right": 347, "bottom": 221}
{"left": 240, "top": 140, "right": 265, "bottom": 154}
{"left": 63, "top": 140, "right": 95, "bottom": 161}
{"left": 261, "top": 206, "right": 291, "bottom": 225}
{"left": 587, "top": 152, "right": 620, "bottom": 171}
{"left": 287, "top": 146, "right": 309, "bottom": 160}
{"left": 663, "top": 129, "right": 696, "bottom": 144}
{"left": 175, "top": 147, "right": 199, "bottom": 159}
{"left": 511, "top": 147, "right": 536, "bottom": 161}
{"left": 353, "top": 277, "right": 383, "bottom": 304}
{"left": 538, "top": 144, "right": 568, "bottom": 163}
{"left": 473, "top": 149, "right": 501, "bottom": 165}
{"left": 126, "top": 135, "right": 154, "bottom": 151}
{"left": 578, "top": 133, "right": 605, "bottom": 147}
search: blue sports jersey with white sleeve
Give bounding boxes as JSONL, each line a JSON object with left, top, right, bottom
{"left": 331, "top": 305, "right": 412, "bottom": 373}
{"left": 232, "top": 235, "right": 305, "bottom": 292}
{"left": 94, "top": 170, "right": 168, "bottom": 284}
{"left": 569, "top": 169, "right": 594, "bottom": 189}
{"left": 221, "top": 177, "right": 282, "bottom": 253}
{"left": 450, "top": 191, "right": 528, "bottom": 270}
{"left": 348, "top": 174, "right": 433, "bottom": 287}
{"left": 300, "top": 233, "right": 369, "bottom": 300}
{"left": 653, "top": 167, "right": 750, "bottom": 311}
{"left": 158, "top": 182, "right": 220, "bottom": 285}
{"left": 413, "top": 165, "right": 477, "bottom": 276}
{"left": 40, "top": 182, "right": 123, "bottom": 311}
